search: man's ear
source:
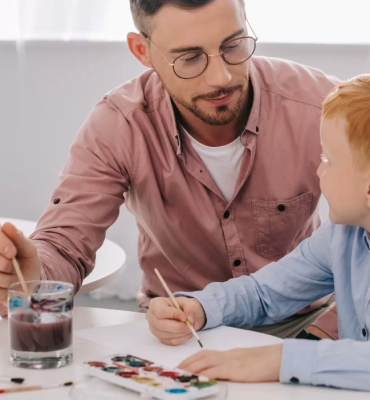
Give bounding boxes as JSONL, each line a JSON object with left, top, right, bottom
{"left": 127, "top": 32, "right": 153, "bottom": 68}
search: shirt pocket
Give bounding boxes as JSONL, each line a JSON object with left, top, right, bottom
{"left": 252, "top": 192, "right": 313, "bottom": 258}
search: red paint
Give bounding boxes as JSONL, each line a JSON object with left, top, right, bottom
{"left": 160, "top": 371, "right": 180, "bottom": 379}
{"left": 116, "top": 371, "right": 139, "bottom": 379}
{"left": 0, "top": 390, "right": 5, "bottom": 394}
{"left": 87, "top": 362, "right": 107, "bottom": 368}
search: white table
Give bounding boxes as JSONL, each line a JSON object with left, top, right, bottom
{"left": 0, "top": 218, "right": 126, "bottom": 295}
{"left": 0, "top": 308, "right": 368, "bottom": 400}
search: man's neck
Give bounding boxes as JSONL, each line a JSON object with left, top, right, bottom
{"left": 174, "top": 86, "right": 254, "bottom": 147}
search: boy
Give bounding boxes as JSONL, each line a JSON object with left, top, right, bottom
{"left": 146, "top": 75, "right": 370, "bottom": 391}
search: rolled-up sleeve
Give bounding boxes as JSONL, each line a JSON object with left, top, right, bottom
{"left": 29, "top": 97, "right": 138, "bottom": 294}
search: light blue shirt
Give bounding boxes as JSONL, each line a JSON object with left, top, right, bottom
{"left": 176, "top": 221, "right": 370, "bottom": 391}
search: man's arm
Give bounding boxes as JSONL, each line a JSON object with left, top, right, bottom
{"left": 307, "top": 302, "right": 338, "bottom": 339}
{"left": 176, "top": 221, "right": 336, "bottom": 330}
{"left": 29, "top": 97, "right": 137, "bottom": 294}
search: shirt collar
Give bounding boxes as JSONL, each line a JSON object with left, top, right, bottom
{"left": 363, "top": 230, "right": 370, "bottom": 250}
{"left": 243, "top": 59, "right": 261, "bottom": 138}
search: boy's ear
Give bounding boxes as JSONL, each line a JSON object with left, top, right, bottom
{"left": 127, "top": 32, "right": 153, "bottom": 68}
{"left": 366, "top": 173, "right": 370, "bottom": 209}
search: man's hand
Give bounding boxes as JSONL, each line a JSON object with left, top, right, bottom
{"left": 0, "top": 222, "right": 41, "bottom": 303}
{"left": 146, "top": 297, "right": 206, "bottom": 346}
{"left": 177, "top": 344, "right": 284, "bottom": 382}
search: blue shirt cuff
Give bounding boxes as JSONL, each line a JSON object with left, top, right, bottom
{"left": 174, "top": 290, "right": 223, "bottom": 330}
{"left": 280, "top": 339, "right": 318, "bottom": 385}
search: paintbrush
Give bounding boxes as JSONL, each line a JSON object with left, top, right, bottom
{"left": 0, "top": 377, "right": 24, "bottom": 384}
{"left": 0, "top": 381, "right": 73, "bottom": 394}
{"left": 11, "top": 257, "right": 29, "bottom": 296}
{"left": 154, "top": 268, "right": 203, "bottom": 348}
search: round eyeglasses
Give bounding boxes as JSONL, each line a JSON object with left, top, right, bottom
{"left": 142, "top": 18, "right": 258, "bottom": 80}
{"left": 145, "top": 35, "right": 257, "bottom": 80}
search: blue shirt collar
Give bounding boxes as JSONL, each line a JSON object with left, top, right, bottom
{"left": 363, "top": 230, "right": 370, "bottom": 250}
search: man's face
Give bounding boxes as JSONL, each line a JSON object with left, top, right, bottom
{"left": 147, "top": 0, "right": 251, "bottom": 126}
{"left": 317, "top": 116, "right": 369, "bottom": 226}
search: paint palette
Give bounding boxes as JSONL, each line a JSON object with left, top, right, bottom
{"left": 83, "top": 354, "right": 219, "bottom": 399}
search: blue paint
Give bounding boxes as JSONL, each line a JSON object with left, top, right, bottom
{"left": 165, "top": 388, "right": 188, "bottom": 394}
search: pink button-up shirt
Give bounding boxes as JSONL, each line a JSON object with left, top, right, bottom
{"left": 1, "top": 56, "right": 339, "bottom": 334}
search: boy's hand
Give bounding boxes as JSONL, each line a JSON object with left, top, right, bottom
{"left": 146, "top": 297, "right": 206, "bottom": 346}
{"left": 0, "top": 223, "right": 41, "bottom": 304}
{"left": 178, "top": 344, "right": 283, "bottom": 382}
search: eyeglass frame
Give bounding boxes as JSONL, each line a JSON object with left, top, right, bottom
{"left": 141, "top": 18, "right": 258, "bottom": 80}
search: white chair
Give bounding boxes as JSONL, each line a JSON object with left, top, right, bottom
{"left": 0, "top": 217, "right": 126, "bottom": 295}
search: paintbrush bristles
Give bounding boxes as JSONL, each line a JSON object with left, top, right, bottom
{"left": 0, "top": 382, "right": 73, "bottom": 394}
{"left": 0, "top": 377, "right": 24, "bottom": 384}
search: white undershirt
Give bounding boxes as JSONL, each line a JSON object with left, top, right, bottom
{"left": 184, "top": 129, "right": 245, "bottom": 202}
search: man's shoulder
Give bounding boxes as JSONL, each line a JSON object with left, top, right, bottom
{"left": 103, "top": 69, "right": 167, "bottom": 117}
{"left": 252, "top": 56, "right": 339, "bottom": 108}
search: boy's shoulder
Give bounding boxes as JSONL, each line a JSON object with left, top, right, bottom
{"left": 319, "top": 220, "right": 366, "bottom": 253}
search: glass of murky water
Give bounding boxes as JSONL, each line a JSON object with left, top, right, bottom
{"left": 8, "top": 280, "right": 74, "bottom": 369}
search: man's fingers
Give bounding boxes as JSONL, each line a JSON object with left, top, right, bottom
{"left": 148, "top": 321, "right": 192, "bottom": 339}
{"left": 0, "top": 271, "right": 18, "bottom": 289}
{"left": 0, "top": 288, "right": 7, "bottom": 304}
{"left": 0, "top": 228, "right": 17, "bottom": 259}
{"left": 1, "top": 223, "right": 34, "bottom": 259}
{"left": 0, "top": 255, "right": 14, "bottom": 274}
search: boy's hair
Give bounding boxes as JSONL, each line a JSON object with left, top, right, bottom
{"left": 322, "top": 75, "right": 370, "bottom": 169}
{"left": 130, "top": 0, "right": 245, "bottom": 37}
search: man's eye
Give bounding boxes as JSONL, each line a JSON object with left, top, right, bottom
{"left": 179, "top": 53, "right": 202, "bottom": 63}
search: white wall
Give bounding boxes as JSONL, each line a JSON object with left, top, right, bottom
{"left": 0, "top": 41, "right": 369, "bottom": 298}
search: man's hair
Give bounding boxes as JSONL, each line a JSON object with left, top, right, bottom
{"left": 130, "top": 0, "right": 244, "bottom": 36}
{"left": 322, "top": 75, "right": 370, "bottom": 169}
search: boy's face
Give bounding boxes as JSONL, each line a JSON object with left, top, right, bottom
{"left": 317, "top": 116, "right": 370, "bottom": 226}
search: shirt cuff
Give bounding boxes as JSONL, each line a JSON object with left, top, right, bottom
{"left": 174, "top": 290, "right": 223, "bottom": 330}
{"left": 280, "top": 339, "right": 318, "bottom": 386}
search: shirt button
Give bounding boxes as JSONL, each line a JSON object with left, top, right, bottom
{"left": 277, "top": 204, "right": 285, "bottom": 212}
{"left": 362, "top": 328, "right": 367, "bottom": 337}
{"left": 223, "top": 211, "right": 230, "bottom": 219}
{"left": 53, "top": 198, "right": 61, "bottom": 204}
{"left": 233, "top": 259, "right": 241, "bottom": 267}
{"left": 290, "top": 377, "right": 299, "bottom": 383}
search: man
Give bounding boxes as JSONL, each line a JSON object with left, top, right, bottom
{"left": 0, "top": 0, "right": 337, "bottom": 338}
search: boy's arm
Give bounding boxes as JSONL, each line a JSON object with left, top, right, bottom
{"left": 176, "top": 221, "right": 335, "bottom": 330}
{"left": 281, "top": 339, "right": 370, "bottom": 391}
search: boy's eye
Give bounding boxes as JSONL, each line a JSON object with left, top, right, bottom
{"left": 320, "top": 153, "right": 329, "bottom": 163}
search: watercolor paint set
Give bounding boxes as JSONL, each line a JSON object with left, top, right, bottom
{"left": 83, "top": 354, "right": 219, "bottom": 399}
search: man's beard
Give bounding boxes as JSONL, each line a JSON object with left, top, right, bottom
{"left": 166, "top": 84, "right": 248, "bottom": 126}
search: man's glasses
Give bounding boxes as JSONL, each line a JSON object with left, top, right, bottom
{"left": 143, "top": 20, "right": 258, "bottom": 80}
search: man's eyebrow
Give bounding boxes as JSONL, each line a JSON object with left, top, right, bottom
{"left": 169, "top": 29, "right": 245, "bottom": 54}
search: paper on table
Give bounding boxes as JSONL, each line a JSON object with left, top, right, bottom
{"left": 75, "top": 320, "right": 282, "bottom": 368}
